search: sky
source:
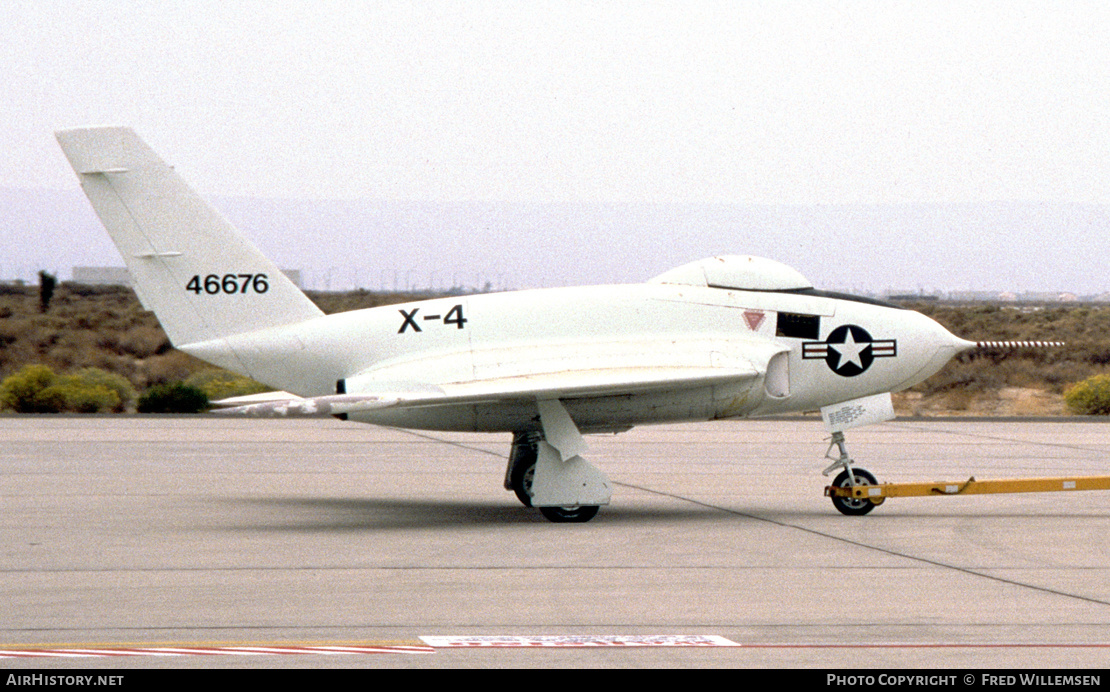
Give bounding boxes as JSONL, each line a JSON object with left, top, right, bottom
{"left": 3, "top": 1, "right": 1109, "bottom": 292}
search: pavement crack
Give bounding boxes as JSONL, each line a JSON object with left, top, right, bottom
{"left": 615, "top": 480, "right": 1110, "bottom": 610}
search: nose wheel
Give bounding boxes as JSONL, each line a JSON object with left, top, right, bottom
{"left": 829, "top": 468, "right": 879, "bottom": 515}
{"left": 823, "top": 431, "right": 883, "bottom": 516}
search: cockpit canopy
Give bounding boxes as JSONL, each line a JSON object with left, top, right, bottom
{"left": 648, "top": 255, "right": 813, "bottom": 292}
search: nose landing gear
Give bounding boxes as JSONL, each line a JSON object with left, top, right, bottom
{"left": 822, "top": 430, "right": 883, "bottom": 516}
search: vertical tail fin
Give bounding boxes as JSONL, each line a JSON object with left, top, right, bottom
{"left": 55, "top": 127, "right": 323, "bottom": 347}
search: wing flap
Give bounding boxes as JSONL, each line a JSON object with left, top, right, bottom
{"left": 213, "top": 365, "right": 758, "bottom": 417}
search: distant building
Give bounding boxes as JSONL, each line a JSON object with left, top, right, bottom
{"left": 71, "top": 266, "right": 131, "bottom": 286}
{"left": 282, "top": 269, "right": 302, "bottom": 288}
{"left": 70, "top": 267, "right": 303, "bottom": 288}
{"left": 884, "top": 291, "right": 939, "bottom": 301}
{"left": 1019, "top": 291, "right": 1071, "bottom": 303}
{"left": 947, "top": 290, "right": 1010, "bottom": 302}
{"left": 943, "top": 290, "right": 1087, "bottom": 304}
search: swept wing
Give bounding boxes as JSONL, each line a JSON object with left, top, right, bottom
{"left": 215, "top": 364, "right": 760, "bottom": 416}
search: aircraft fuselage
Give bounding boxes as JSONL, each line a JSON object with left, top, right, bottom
{"left": 183, "top": 282, "right": 969, "bottom": 433}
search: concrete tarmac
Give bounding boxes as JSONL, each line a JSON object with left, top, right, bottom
{"left": 2, "top": 415, "right": 1109, "bottom": 669}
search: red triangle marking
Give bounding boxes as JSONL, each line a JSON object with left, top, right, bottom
{"left": 743, "top": 311, "right": 766, "bottom": 331}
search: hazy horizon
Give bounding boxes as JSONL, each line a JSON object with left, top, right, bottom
{"left": 4, "top": 187, "right": 1106, "bottom": 296}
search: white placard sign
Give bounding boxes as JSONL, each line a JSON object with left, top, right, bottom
{"left": 821, "top": 393, "right": 896, "bottom": 433}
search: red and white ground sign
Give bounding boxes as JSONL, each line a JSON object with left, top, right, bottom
{"left": 0, "top": 635, "right": 741, "bottom": 659}
{"left": 0, "top": 644, "right": 434, "bottom": 659}
{"left": 420, "top": 635, "right": 739, "bottom": 648}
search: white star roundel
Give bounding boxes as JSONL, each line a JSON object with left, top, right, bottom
{"left": 801, "top": 325, "right": 897, "bottom": 377}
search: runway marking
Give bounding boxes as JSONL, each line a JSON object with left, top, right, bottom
{"left": 0, "top": 643, "right": 434, "bottom": 659}
{"left": 420, "top": 635, "right": 739, "bottom": 647}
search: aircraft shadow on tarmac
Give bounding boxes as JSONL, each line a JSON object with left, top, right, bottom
{"left": 213, "top": 495, "right": 728, "bottom": 531}
{"left": 206, "top": 493, "right": 1110, "bottom": 533}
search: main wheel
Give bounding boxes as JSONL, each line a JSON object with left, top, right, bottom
{"left": 509, "top": 456, "right": 537, "bottom": 507}
{"left": 539, "top": 505, "right": 600, "bottom": 523}
{"left": 513, "top": 459, "right": 601, "bottom": 522}
{"left": 830, "top": 468, "right": 879, "bottom": 516}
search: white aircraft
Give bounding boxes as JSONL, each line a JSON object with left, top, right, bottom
{"left": 56, "top": 126, "right": 1056, "bottom": 522}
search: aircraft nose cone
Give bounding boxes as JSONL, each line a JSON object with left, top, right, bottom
{"left": 944, "top": 328, "right": 978, "bottom": 354}
{"left": 896, "top": 314, "right": 975, "bottom": 390}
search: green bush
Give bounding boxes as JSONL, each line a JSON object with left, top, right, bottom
{"left": 0, "top": 365, "right": 132, "bottom": 413}
{"left": 38, "top": 381, "right": 119, "bottom": 414}
{"left": 1064, "top": 375, "right": 1110, "bottom": 415}
{"left": 184, "top": 369, "right": 270, "bottom": 402}
{"left": 137, "top": 383, "right": 209, "bottom": 413}
{"left": 0, "top": 364, "right": 59, "bottom": 412}
{"left": 68, "top": 367, "right": 135, "bottom": 412}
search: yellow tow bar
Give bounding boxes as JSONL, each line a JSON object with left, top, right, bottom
{"left": 826, "top": 475, "right": 1110, "bottom": 503}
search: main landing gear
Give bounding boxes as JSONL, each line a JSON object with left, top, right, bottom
{"left": 822, "top": 431, "right": 883, "bottom": 516}
{"left": 505, "top": 431, "right": 604, "bottom": 523}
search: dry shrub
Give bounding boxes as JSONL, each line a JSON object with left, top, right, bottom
{"left": 117, "top": 326, "right": 171, "bottom": 358}
{"left": 136, "top": 350, "right": 207, "bottom": 388}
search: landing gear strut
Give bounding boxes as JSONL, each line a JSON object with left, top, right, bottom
{"left": 822, "top": 431, "right": 882, "bottom": 516}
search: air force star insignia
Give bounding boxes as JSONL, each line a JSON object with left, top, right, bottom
{"left": 802, "top": 325, "right": 897, "bottom": 377}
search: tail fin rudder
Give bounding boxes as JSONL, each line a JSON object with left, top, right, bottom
{"left": 55, "top": 127, "right": 323, "bottom": 348}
